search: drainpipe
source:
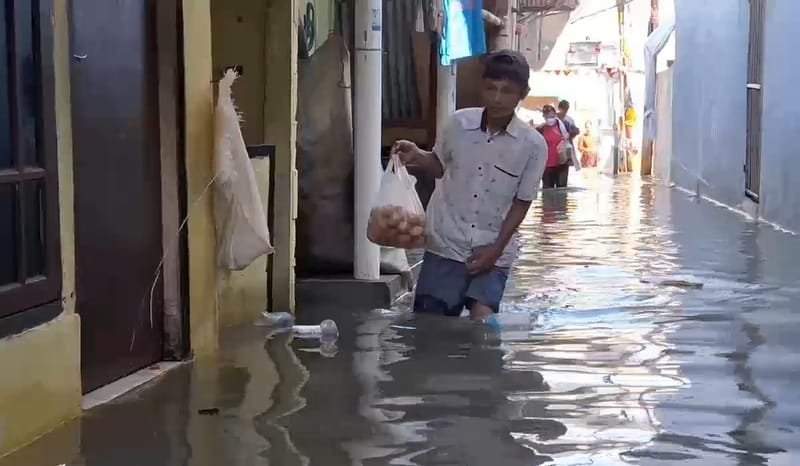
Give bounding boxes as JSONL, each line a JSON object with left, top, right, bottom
{"left": 354, "top": 0, "right": 383, "bottom": 280}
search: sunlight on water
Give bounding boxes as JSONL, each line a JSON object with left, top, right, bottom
{"left": 8, "top": 176, "right": 800, "bottom": 466}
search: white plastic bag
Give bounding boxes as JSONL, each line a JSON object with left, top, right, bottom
{"left": 366, "top": 154, "right": 426, "bottom": 250}
{"left": 213, "top": 70, "right": 274, "bottom": 270}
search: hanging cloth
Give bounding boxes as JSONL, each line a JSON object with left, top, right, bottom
{"left": 440, "top": 0, "right": 486, "bottom": 66}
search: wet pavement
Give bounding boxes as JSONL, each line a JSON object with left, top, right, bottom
{"left": 5, "top": 175, "right": 800, "bottom": 465}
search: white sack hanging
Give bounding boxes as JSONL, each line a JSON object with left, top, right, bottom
{"left": 213, "top": 70, "right": 274, "bottom": 269}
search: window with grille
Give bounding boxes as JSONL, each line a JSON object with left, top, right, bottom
{"left": 0, "top": 0, "right": 61, "bottom": 322}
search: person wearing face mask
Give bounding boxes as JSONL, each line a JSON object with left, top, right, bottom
{"left": 537, "top": 104, "right": 571, "bottom": 188}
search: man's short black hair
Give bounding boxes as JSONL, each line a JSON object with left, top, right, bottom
{"left": 482, "top": 50, "right": 530, "bottom": 90}
{"left": 558, "top": 99, "right": 570, "bottom": 111}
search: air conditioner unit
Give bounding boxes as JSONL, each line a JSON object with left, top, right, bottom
{"left": 517, "top": 0, "right": 580, "bottom": 13}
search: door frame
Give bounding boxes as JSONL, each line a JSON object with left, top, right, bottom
{"left": 155, "top": 0, "right": 190, "bottom": 359}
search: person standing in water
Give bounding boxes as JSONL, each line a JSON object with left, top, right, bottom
{"left": 391, "top": 50, "right": 547, "bottom": 323}
{"left": 578, "top": 121, "right": 599, "bottom": 168}
{"left": 538, "top": 104, "right": 570, "bottom": 189}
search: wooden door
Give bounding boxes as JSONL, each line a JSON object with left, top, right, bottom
{"left": 70, "top": 0, "right": 164, "bottom": 392}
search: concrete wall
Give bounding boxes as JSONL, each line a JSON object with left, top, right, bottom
{"left": 671, "top": 0, "right": 800, "bottom": 233}
{"left": 758, "top": 0, "right": 800, "bottom": 232}
{"left": 671, "top": 0, "right": 749, "bottom": 206}
{"left": 210, "top": 0, "right": 270, "bottom": 327}
{"left": 653, "top": 67, "right": 673, "bottom": 184}
{"left": 2, "top": 0, "right": 289, "bottom": 455}
{"left": 0, "top": 0, "right": 81, "bottom": 455}
{"left": 183, "top": 0, "right": 220, "bottom": 353}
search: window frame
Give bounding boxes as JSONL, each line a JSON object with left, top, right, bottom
{"left": 0, "top": 0, "right": 61, "bottom": 324}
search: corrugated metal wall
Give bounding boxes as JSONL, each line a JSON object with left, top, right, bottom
{"left": 382, "top": 0, "right": 423, "bottom": 120}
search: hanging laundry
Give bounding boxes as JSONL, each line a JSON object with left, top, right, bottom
{"left": 440, "top": 0, "right": 486, "bottom": 66}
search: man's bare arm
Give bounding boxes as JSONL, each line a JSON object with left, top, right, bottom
{"left": 494, "top": 198, "right": 532, "bottom": 250}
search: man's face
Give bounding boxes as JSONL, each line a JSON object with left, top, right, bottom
{"left": 557, "top": 106, "right": 568, "bottom": 118}
{"left": 481, "top": 78, "right": 525, "bottom": 119}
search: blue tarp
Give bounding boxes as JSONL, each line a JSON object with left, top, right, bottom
{"left": 440, "top": 0, "right": 486, "bottom": 66}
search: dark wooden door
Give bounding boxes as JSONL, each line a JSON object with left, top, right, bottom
{"left": 70, "top": 0, "right": 164, "bottom": 392}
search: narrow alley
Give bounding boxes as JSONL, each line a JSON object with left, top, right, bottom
{"left": 5, "top": 176, "right": 799, "bottom": 466}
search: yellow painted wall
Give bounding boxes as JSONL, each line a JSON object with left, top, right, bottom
{"left": 1, "top": 0, "right": 241, "bottom": 456}
{"left": 211, "top": 0, "right": 271, "bottom": 327}
{"left": 211, "top": 0, "right": 267, "bottom": 144}
{"left": 211, "top": 0, "right": 298, "bottom": 319}
{"left": 216, "top": 157, "right": 271, "bottom": 327}
{"left": 0, "top": 0, "right": 82, "bottom": 456}
{"left": 0, "top": 315, "right": 81, "bottom": 456}
{"left": 183, "top": 0, "right": 220, "bottom": 352}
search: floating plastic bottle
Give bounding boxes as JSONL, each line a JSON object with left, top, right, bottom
{"left": 292, "top": 319, "right": 339, "bottom": 340}
{"left": 258, "top": 312, "right": 339, "bottom": 340}
{"left": 257, "top": 311, "right": 295, "bottom": 329}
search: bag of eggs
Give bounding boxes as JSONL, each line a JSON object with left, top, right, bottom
{"left": 366, "top": 155, "right": 426, "bottom": 249}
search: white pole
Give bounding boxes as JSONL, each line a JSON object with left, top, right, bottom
{"left": 354, "top": 0, "right": 382, "bottom": 280}
{"left": 436, "top": 64, "right": 457, "bottom": 136}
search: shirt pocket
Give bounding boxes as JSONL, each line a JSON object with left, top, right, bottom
{"left": 488, "top": 162, "right": 522, "bottom": 199}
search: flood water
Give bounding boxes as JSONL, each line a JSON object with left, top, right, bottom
{"left": 6, "top": 176, "right": 800, "bottom": 466}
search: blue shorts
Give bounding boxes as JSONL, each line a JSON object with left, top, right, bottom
{"left": 414, "top": 252, "right": 509, "bottom": 317}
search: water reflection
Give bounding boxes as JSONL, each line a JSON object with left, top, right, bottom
{"left": 6, "top": 177, "right": 800, "bottom": 465}
{"left": 255, "top": 333, "right": 310, "bottom": 466}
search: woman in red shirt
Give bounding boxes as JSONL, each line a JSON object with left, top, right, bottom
{"left": 536, "top": 105, "right": 569, "bottom": 188}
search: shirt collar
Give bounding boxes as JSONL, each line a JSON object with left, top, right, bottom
{"left": 464, "top": 108, "right": 524, "bottom": 139}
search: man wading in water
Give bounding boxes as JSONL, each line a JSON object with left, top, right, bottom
{"left": 392, "top": 50, "right": 547, "bottom": 325}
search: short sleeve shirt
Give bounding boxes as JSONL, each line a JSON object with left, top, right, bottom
{"left": 427, "top": 107, "right": 548, "bottom": 267}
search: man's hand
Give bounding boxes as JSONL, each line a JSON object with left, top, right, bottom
{"left": 391, "top": 139, "right": 444, "bottom": 178}
{"left": 466, "top": 244, "right": 503, "bottom": 276}
{"left": 392, "top": 140, "right": 423, "bottom": 167}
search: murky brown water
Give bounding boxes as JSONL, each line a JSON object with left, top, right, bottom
{"left": 6, "top": 175, "right": 800, "bottom": 465}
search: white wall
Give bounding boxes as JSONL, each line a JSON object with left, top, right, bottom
{"left": 653, "top": 67, "right": 673, "bottom": 184}
{"left": 671, "top": 0, "right": 800, "bottom": 233}
{"left": 671, "top": 0, "right": 749, "bottom": 205}
{"left": 759, "top": 0, "right": 800, "bottom": 232}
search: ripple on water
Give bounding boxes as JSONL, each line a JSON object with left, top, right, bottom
{"left": 274, "top": 178, "right": 800, "bottom": 466}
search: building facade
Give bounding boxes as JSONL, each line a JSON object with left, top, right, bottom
{"left": 669, "top": 0, "right": 800, "bottom": 232}
{"left": 0, "top": 0, "right": 298, "bottom": 456}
